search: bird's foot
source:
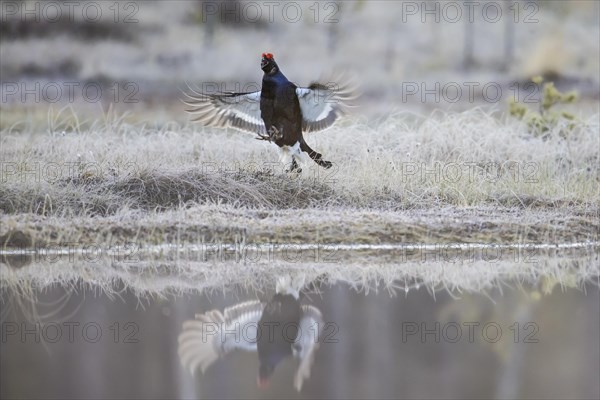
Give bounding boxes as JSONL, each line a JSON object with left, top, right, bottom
{"left": 270, "top": 126, "right": 283, "bottom": 141}
{"left": 319, "top": 160, "right": 333, "bottom": 169}
{"left": 314, "top": 156, "right": 332, "bottom": 169}
{"left": 255, "top": 126, "right": 283, "bottom": 142}
{"left": 255, "top": 131, "right": 271, "bottom": 141}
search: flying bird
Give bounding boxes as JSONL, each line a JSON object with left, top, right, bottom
{"left": 183, "top": 53, "right": 356, "bottom": 172}
{"left": 178, "top": 275, "right": 324, "bottom": 391}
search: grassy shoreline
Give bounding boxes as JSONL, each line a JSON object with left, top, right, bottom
{"left": 1, "top": 109, "right": 598, "bottom": 296}
{"left": 1, "top": 205, "right": 598, "bottom": 249}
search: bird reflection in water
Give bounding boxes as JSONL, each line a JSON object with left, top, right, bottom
{"left": 178, "top": 274, "right": 323, "bottom": 391}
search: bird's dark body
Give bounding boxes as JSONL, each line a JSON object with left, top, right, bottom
{"left": 257, "top": 293, "right": 302, "bottom": 379}
{"left": 260, "top": 71, "right": 302, "bottom": 148}
{"left": 177, "top": 274, "right": 325, "bottom": 390}
{"left": 259, "top": 55, "right": 332, "bottom": 170}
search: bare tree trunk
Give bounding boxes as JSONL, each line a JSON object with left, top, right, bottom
{"left": 463, "top": 15, "right": 475, "bottom": 70}
{"left": 203, "top": 1, "right": 216, "bottom": 48}
{"left": 503, "top": 0, "right": 516, "bottom": 71}
{"left": 495, "top": 297, "right": 536, "bottom": 399}
{"left": 327, "top": 3, "right": 342, "bottom": 53}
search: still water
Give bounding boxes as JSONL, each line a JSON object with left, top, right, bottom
{"left": 1, "top": 245, "right": 599, "bottom": 399}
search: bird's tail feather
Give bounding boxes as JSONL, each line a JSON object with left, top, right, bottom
{"left": 276, "top": 274, "right": 307, "bottom": 299}
{"left": 299, "top": 140, "right": 332, "bottom": 168}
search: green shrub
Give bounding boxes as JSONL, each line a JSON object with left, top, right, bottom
{"left": 509, "top": 76, "right": 578, "bottom": 138}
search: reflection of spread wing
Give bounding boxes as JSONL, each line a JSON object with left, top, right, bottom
{"left": 296, "top": 73, "right": 358, "bottom": 133}
{"left": 292, "top": 305, "right": 324, "bottom": 391}
{"left": 182, "top": 87, "right": 267, "bottom": 136}
{"left": 178, "top": 300, "right": 264, "bottom": 375}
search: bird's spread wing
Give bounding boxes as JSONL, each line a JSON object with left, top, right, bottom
{"left": 292, "top": 305, "right": 324, "bottom": 391}
{"left": 222, "top": 301, "right": 265, "bottom": 351}
{"left": 182, "top": 86, "right": 267, "bottom": 135}
{"left": 296, "top": 74, "right": 358, "bottom": 134}
{"left": 178, "top": 300, "right": 265, "bottom": 376}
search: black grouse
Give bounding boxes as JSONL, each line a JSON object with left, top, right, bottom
{"left": 184, "top": 53, "right": 356, "bottom": 172}
{"left": 178, "top": 275, "right": 323, "bottom": 391}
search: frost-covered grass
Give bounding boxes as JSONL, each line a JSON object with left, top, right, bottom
{"left": 1, "top": 108, "right": 598, "bottom": 219}
{"left": 1, "top": 245, "right": 598, "bottom": 297}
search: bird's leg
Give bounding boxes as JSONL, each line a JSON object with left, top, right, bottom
{"left": 286, "top": 157, "right": 302, "bottom": 173}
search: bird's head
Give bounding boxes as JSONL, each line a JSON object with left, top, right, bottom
{"left": 257, "top": 363, "right": 275, "bottom": 389}
{"left": 261, "top": 52, "right": 278, "bottom": 74}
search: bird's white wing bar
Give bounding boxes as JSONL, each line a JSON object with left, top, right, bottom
{"left": 178, "top": 300, "right": 265, "bottom": 376}
{"left": 296, "top": 73, "right": 358, "bottom": 134}
{"left": 292, "top": 305, "right": 324, "bottom": 391}
{"left": 183, "top": 86, "right": 267, "bottom": 135}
